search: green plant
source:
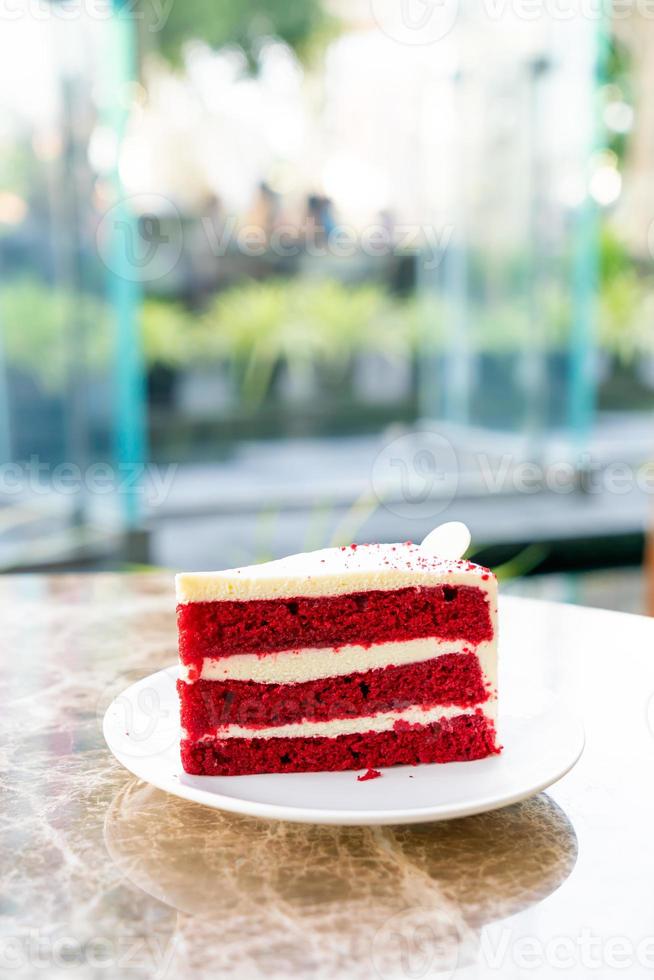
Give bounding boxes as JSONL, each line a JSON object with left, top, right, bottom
{"left": 491, "top": 544, "right": 549, "bottom": 581}
{"left": 598, "top": 267, "right": 646, "bottom": 361}
{"left": 596, "top": 226, "right": 654, "bottom": 362}
{"left": 201, "top": 278, "right": 421, "bottom": 405}
{"left": 599, "top": 224, "right": 632, "bottom": 282}
{"left": 0, "top": 278, "right": 110, "bottom": 390}
{"left": 141, "top": 297, "right": 203, "bottom": 367}
{"left": 146, "top": 0, "right": 336, "bottom": 70}
{"left": 202, "top": 279, "right": 298, "bottom": 403}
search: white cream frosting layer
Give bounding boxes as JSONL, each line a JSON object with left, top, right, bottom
{"left": 181, "top": 637, "right": 497, "bottom": 692}
{"left": 176, "top": 542, "right": 495, "bottom": 603}
{"left": 196, "top": 701, "right": 495, "bottom": 742}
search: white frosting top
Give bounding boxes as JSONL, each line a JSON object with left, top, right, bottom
{"left": 175, "top": 541, "right": 494, "bottom": 603}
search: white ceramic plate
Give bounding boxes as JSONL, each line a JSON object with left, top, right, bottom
{"left": 103, "top": 664, "right": 584, "bottom": 826}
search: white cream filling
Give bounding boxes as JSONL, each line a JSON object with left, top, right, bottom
{"left": 194, "top": 701, "right": 496, "bottom": 742}
{"left": 181, "top": 637, "right": 497, "bottom": 692}
{"left": 176, "top": 543, "right": 496, "bottom": 603}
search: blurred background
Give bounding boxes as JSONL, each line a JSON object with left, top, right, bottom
{"left": 1, "top": 0, "right": 654, "bottom": 612}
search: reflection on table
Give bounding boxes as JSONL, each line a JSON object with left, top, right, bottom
{"left": 105, "top": 779, "right": 577, "bottom": 978}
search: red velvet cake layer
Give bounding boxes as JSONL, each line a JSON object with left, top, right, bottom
{"left": 180, "top": 712, "right": 499, "bottom": 776}
{"left": 178, "top": 653, "right": 489, "bottom": 736}
{"left": 177, "top": 584, "right": 493, "bottom": 667}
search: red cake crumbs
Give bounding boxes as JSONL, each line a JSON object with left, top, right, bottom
{"left": 178, "top": 653, "right": 488, "bottom": 736}
{"left": 177, "top": 584, "right": 493, "bottom": 666}
{"left": 181, "top": 713, "right": 499, "bottom": 776}
{"left": 357, "top": 768, "right": 381, "bottom": 781}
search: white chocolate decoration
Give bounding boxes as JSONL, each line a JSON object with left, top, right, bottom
{"left": 420, "top": 522, "right": 471, "bottom": 561}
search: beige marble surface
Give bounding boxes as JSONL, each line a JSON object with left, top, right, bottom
{"left": 2, "top": 573, "right": 654, "bottom": 978}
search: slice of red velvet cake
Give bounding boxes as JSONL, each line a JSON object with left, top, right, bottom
{"left": 176, "top": 535, "right": 499, "bottom": 776}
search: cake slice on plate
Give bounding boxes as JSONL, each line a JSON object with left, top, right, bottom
{"left": 176, "top": 524, "right": 499, "bottom": 776}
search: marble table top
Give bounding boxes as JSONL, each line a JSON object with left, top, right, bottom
{"left": 1, "top": 573, "right": 653, "bottom": 979}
